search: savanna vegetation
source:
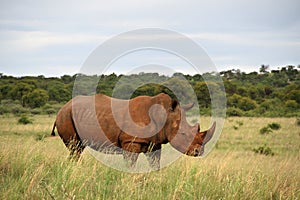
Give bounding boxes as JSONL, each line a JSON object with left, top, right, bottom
{"left": 0, "top": 115, "right": 299, "bottom": 199}
{"left": 0, "top": 64, "right": 299, "bottom": 117}
{"left": 0, "top": 65, "right": 299, "bottom": 199}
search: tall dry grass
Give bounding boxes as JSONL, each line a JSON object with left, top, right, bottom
{"left": 0, "top": 115, "right": 299, "bottom": 199}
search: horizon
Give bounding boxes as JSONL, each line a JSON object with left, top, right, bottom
{"left": 1, "top": 64, "right": 299, "bottom": 78}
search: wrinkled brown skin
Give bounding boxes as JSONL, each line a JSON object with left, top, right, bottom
{"left": 52, "top": 93, "right": 215, "bottom": 169}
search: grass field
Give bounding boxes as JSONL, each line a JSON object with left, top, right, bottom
{"left": 0, "top": 115, "right": 299, "bottom": 199}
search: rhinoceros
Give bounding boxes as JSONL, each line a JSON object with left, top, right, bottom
{"left": 51, "top": 93, "right": 216, "bottom": 169}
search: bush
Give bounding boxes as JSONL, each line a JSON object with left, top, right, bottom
{"left": 45, "top": 108, "right": 56, "bottom": 115}
{"left": 268, "top": 123, "right": 281, "bottom": 130}
{"left": 0, "top": 105, "right": 9, "bottom": 115}
{"left": 260, "top": 123, "right": 281, "bottom": 134}
{"left": 296, "top": 117, "right": 300, "bottom": 126}
{"left": 35, "top": 133, "right": 46, "bottom": 141}
{"left": 23, "top": 89, "right": 49, "bottom": 108}
{"left": 260, "top": 127, "right": 272, "bottom": 134}
{"left": 11, "top": 104, "right": 29, "bottom": 115}
{"left": 18, "top": 115, "right": 33, "bottom": 125}
{"left": 256, "top": 98, "right": 285, "bottom": 117}
{"left": 285, "top": 100, "right": 299, "bottom": 110}
{"left": 236, "top": 121, "right": 243, "bottom": 126}
{"left": 238, "top": 97, "right": 258, "bottom": 111}
{"left": 31, "top": 108, "right": 42, "bottom": 115}
{"left": 253, "top": 145, "right": 274, "bottom": 156}
{"left": 227, "top": 107, "right": 243, "bottom": 117}
{"left": 42, "top": 103, "right": 61, "bottom": 114}
{"left": 232, "top": 120, "right": 243, "bottom": 130}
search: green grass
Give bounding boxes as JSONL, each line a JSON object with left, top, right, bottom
{"left": 0, "top": 115, "right": 299, "bottom": 199}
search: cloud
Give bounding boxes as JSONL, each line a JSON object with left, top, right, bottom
{"left": 0, "top": 0, "right": 299, "bottom": 76}
{"left": 0, "top": 29, "right": 110, "bottom": 54}
{"left": 187, "top": 30, "right": 300, "bottom": 48}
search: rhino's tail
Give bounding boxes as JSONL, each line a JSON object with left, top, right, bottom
{"left": 51, "top": 122, "right": 56, "bottom": 136}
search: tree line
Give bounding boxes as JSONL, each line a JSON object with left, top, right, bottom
{"left": 0, "top": 65, "right": 299, "bottom": 117}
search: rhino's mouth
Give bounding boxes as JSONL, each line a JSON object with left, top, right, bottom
{"left": 186, "top": 146, "right": 204, "bottom": 157}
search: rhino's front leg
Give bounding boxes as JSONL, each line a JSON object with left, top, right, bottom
{"left": 122, "top": 142, "right": 141, "bottom": 168}
{"left": 146, "top": 144, "right": 161, "bottom": 170}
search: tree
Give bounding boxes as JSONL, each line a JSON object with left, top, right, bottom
{"left": 223, "top": 81, "right": 237, "bottom": 96}
{"left": 132, "top": 84, "right": 161, "bottom": 98}
{"left": 286, "top": 90, "right": 300, "bottom": 104}
{"left": 286, "top": 65, "right": 298, "bottom": 81}
{"left": 163, "top": 77, "right": 195, "bottom": 104}
{"left": 112, "top": 83, "right": 135, "bottom": 99}
{"left": 247, "top": 86, "right": 259, "bottom": 100}
{"left": 23, "top": 89, "right": 49, "bottom": 108}
{"left": 61, "top": 75, "right": 74, "bottom": 84}
{"left": 228, "top": 94, "right": 257, "bottom": 111}
{"left": 194, "top": 82, "right": 210, "bottom": 108}
{"left": 259, "top": 64, "right": 269, "bottom": 74}
{"left": 47, "top": 81, "right": 71, "bottom": 102}
{"left": 237, "top": 96, "right": 257, "bottom": 111}
{"left": 285, "top": 100, "right": 299, "bottom": 110}
{"left": 9, "top": 82, "right": 35, "bottom": 103}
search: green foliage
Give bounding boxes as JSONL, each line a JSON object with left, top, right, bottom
{"left": 286, "top": 90, "right": 300, "bottom": 104}
{"left": 0, "top": 105, "right": 9, "bottom": 114}
{"left": 285, "top": 100, "right": 298, "bottom": 110}
{"left": 30, "top": 108, "right": 42, "bottom": 115}
{"left": 226, "top": 107, "right": 243, "bottom": 117}
{"left": 47, "top": 80, "right": 71, "bottom": 102}
{"left": 45, "top": 108, "right": 56, "bottom": 115}
{"left": 296, "top": 117, "right": 300, "bottom": 126}
{"left": 260, "top": 123, "right": 281, "bottom": 134}
{"left": 18, "top": 115, "right": 33, "bottom": 125}
{"left": 8, "top": 81, "right": 36, "bottom": 103}
{"left": 236, "top": 120, "right": 243, "bottom": 126}
{"left": 253, "top": 145, "right": 274, "bottom": 156}
{"left": 194, "top": 82, "right": 211, "bottom": 108}
{"left": 238, "top": 96, "right": 258, "bottom": 111}
{"left": 11, "top": 104, "right": 29, "bottom": 115}
{"left": 228, "top": 94, "right": 257, "bottom": 111}
{"left": 268, "top": 122, "right": 281, "bottom": 130}
{"left": 0, "top": 65, "right": 299, "bottom": 117}
{"left": 232, "top": 120, "right": 244, "bottom": 130}
{"left": 35, "top": 133, "right": 46, "bottom": 141}
{"left": 255, "top": 98, "right": 285, "bottom": 117}
{"left": 260, "top": 127, "right": 272, "bottom": 134}
{"left": 23, "top": 89, "right": 49, "bottom": 108}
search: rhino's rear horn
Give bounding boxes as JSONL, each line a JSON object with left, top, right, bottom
{"left": 181, "top": 103, "right": 194, "bottom": 111}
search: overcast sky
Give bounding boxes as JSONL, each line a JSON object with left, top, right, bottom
{"left": 0, "top": 0, "right": 299, "bottom": 77}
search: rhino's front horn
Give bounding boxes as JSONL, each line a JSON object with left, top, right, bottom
{"left": 197, "top": 122, "right": 216, "bottom": 156}
{"left": 203, "top": 122, "right": 216, "bottom": 145}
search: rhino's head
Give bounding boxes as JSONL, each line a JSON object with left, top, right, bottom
{"left": 184, "top": 122, "right": 216, "bottom": 156}
{"left": 165, "top": 100, "right": 216, "bottom": 156}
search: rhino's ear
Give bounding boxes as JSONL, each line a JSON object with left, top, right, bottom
{"left": 171, "top": 99, "right": 179, "bottom": 111}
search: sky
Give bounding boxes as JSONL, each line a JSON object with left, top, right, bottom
{"left": 0, "top": 0, "right": 299, "bottom": 77}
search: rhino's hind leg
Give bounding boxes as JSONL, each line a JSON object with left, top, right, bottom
{"left": 66, "top": 138, "right": 85, "bottom": 161}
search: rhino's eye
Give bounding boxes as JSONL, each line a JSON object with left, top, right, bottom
{"left": 180, "top": 132, "right": 186, "bottom": 136}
